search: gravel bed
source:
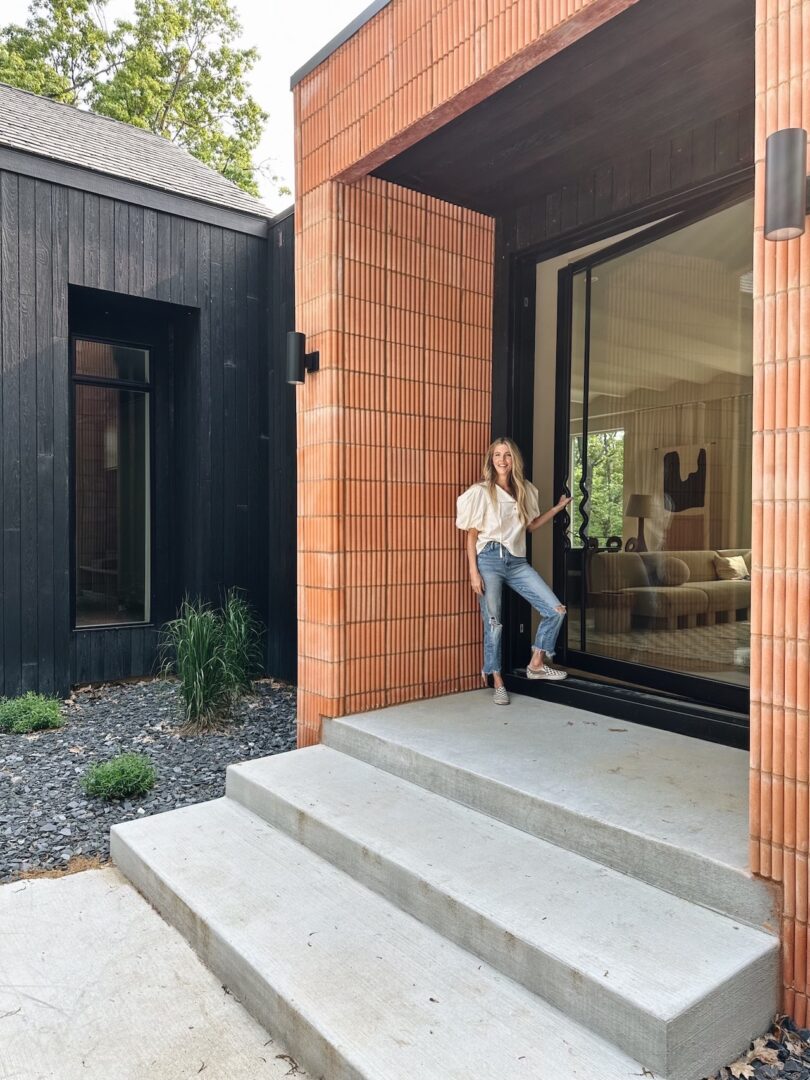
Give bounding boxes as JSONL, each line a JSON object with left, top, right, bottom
{"left": 0, "top": 678, "right": 296, "bottom": 881}
{"left": 709, "top": 1016, "right": 810, "bottom": 1079}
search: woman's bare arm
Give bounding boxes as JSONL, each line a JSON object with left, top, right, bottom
{"left": 527, "top": 495, "right": 573, "bottom": 533}
{"left": 467, "top": 530, "right": 484, "bottom": 595}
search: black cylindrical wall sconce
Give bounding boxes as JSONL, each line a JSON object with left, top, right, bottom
{"left": 765, "top": 127, "right": 810, "bottom": 241}
{"left": 286, "top": 331, "right": 319, "bottom": 384}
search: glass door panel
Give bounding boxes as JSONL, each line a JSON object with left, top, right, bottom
{"left": 563, "top": 198, "right": 753, "bottom": 693}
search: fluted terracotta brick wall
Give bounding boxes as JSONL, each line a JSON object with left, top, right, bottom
{"left": 292, "top": 0, "right": 638, "bottom": 745}
{"left": 294, "top": 177, "right": 492, "bottom": 745}
{"left": 295, "top": 0, "right": 640, "bottom": 190}
{"left": 751, "top": 0, "right": 810, "bottom": 1023}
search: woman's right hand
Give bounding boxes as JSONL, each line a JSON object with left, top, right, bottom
{"left": 470, "top": 571, "right": 485, "bottom": 596}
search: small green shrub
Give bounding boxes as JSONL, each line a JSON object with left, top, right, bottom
{"left": 81, "top": 753, "right": 156, "bottom": 800}
{"left": 0, "top": 692, "right": 64, "bottom": 734}
{"left": 221, "top": 589, "right": 263, "bottom": 696}
{"left": 160, "top": 597, "right": 232, "bottom": 730}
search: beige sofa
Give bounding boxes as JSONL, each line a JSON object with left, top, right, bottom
{"left": 588, "top": 548, "right": 751, "bottom": 632}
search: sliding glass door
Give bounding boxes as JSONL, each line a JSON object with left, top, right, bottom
{"left": 558, "top": 197, "right": 753, "bottom": 708}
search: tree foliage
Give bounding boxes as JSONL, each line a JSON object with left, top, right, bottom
{"left": 0, "top": 0, "right": 271, "bottom": 196}
{"left": 571, "top": 430, "right": 625, "bottom": 546}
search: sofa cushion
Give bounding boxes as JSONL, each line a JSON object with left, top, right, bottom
{"left": 624, "top": 586, "right": 707, "bottom": 617}
{"left": 683, "top": 579, "right": 750, "bottom": 612}
{"left": 652, "top": 549, "right": 717, "bottom": 582}
{"left": 589, "top": 552, "right": 649, "bottom": 592}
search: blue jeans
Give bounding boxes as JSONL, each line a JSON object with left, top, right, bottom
{"left": 477, "top": 542, "right": 566, "bottom": 674}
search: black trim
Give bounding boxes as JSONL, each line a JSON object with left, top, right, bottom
{"left": 70, "top": 331, "right": 156, "bottom": 632}
{"left": 0, "top": 146, "right": 271, "bottom": 237}
{"left": 290, "top": 0, "right": 393, "bottom": 88}
{"left": 503, "top": 674, "right": 749, "bottom": 749}
{"left": 504, "top": 172, "right": 755, "bottom": 736}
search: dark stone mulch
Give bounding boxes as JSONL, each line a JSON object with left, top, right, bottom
{"left": 709, "top": 1016, "right": 810, "bottom": 1080}
{"left": 0, "top": 677, "right": 296, "bottom": 882}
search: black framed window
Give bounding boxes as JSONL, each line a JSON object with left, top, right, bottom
{"left": 551, "top": 196, "right": 753, "bottom": 711}
{"left": 72, "top": 338, "right": 151, "bottom": 628}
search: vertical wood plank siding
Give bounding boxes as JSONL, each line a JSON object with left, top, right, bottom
{"left": 0, "top": 172, "right": 286, "bottom": 695}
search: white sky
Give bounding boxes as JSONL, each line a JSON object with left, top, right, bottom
{"left": 3, "top": 0, "right": 370, "bottom": 212}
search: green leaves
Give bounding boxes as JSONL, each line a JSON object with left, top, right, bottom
{"left": 0, "top": 0, "right": 270, "bottom": 195}
{"left": 81, "top": 753, "right": 157, "bottom": 800}
{"left": 160, "top": 590, "right": 263, "bottom": 732}
{"left": 0, "top": 692, "right": 64, "bottom": 734}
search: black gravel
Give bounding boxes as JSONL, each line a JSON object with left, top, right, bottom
{"left": 709, "top": 1016, "right": 810, "bottom": 1080}
{"left": 0, "top": 677, "right": 296, "bottom": 881}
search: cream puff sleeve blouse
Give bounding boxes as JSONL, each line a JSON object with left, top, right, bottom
{"left": 456, "top": 481, "right": 541, "bottom": 558}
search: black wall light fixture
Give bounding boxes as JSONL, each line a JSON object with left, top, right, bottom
{"left": 765, "top": 127, "right": 810, "bottom": 241}
{"left": 286, "top": 331, "right": 319, "bottom": 384}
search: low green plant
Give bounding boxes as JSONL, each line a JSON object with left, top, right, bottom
{"left": 160, "top": 597, "right": 233, "bottom": 730}
{"left": 81, "top": 753, "right": 156, "bottom": 800}
{"left": 0, "top": 692, "right": 64, "bottom": 734}
{"left": 221, "top": 588, "right": 263, "bottom": 696}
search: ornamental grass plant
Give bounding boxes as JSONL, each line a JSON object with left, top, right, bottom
{"left": 160, "top": 591, "right": 263, "bottom": 732}
{"left": 161, "top": 597, "right": 232, "bottom": 731}
{"left": 81, "top": 753, "right": 156, "bottom": 800}
{"left": 221, "top": 588, "right": 263, "bottom": 696}
{"left": 0, "top": 692, "right": 64, "bottom": 734}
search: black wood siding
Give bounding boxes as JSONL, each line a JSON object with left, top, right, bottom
{"left": 267, "top": 210, "right": 296, "bottom": 684}
{"left": 0, "top": 172, "right": 294, "bottom": 695}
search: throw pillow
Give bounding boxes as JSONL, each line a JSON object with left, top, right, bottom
{"left": 645, "top": 554, "right": 690, "bottom": 586}
{"left": 658, "top": 556, "right": 690, "bottom": 587}
{"left": 714, "top": 554, "right": 749, "bottom": 580}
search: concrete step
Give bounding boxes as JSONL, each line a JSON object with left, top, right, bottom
{"left": 321, "top": 690, "right": 777, "bottom": 929}
{"left": 111, "top": 797, "right": 649, "bottom": 1080}
{"left": 228, "top": 744, "right": 778, "bottom": 1080}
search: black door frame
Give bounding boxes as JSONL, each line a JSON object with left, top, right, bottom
{"left": 499, "top": 171, "right": 754, "bottom": 746}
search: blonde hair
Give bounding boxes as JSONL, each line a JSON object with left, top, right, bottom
{"left": 482, "top": 437, "right": 531, "bottom": 524}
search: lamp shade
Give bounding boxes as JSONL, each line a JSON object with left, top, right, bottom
{"left": 765, "top": 128, "right": 808, "bottom": 241}
{"left": 626, "top": 493, "right": 656, "bottom": 519}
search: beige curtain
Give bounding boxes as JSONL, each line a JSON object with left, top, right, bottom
{"left": 623, "top": 402, "right": 706, "bottom": 551}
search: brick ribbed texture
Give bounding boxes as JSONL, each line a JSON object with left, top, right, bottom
{"left": 752, "top": 0, "right": 810, "bottom": 1024}
{"left": 293, "top": 0, "right": 638, "bottom": 746}
{"left": 294, "top": 177, "right": 492, "bottom": 746}
{"left": 296, "top": 0, "right": 640, "bottom": 189}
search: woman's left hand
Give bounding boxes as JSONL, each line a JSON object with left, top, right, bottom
{"left": 556, "top": 494, "right": 573, "bottom": 511}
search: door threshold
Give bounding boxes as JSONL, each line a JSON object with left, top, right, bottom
{"left": 503, "top": 672, "right": 749, "bottom": 749}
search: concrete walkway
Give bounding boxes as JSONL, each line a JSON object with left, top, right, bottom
{"left": 0, "top": 868, "right": 309, "bottom": 1080}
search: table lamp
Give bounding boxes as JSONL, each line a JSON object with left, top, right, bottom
{"left": 626, "top": 493, "right": 656, "bottom": 552}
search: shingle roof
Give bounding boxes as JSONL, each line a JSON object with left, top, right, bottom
{"left": 0, "top": 82, "right": 273, "bottom": 219}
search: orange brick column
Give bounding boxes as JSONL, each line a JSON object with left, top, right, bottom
{"left": 294, "top": 176, "right": 493, "bottom": 745}
{"left": 751, "top": 0, "right": 810, "bottom": 1024}
{"left": 292, "top": 0, "right": 646, "bottom": 748}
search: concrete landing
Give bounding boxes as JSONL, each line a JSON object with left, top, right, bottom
{"left": 229, "top": 745, "right": 777, "bottom": 1077}
{"left": 323, "top": 689, "right": 777, "bottom": 928}
{"left": 0, "top": 869, "right": 309, "bottom": 1080}
{"left": 110, "top": 691, "right": 779, "bottom": 1080}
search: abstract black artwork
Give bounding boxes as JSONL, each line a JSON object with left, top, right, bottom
{"left": 663, "top": 447, "right": 707, "bottom": 511}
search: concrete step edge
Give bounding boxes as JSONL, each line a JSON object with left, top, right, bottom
{"left": 111, "top": 797, "right": 652, "bottom": 1080}
{"left": 321, "top": 716, "right": 778, "bottom": 931}
{"left": 226, "top": 746, "right": 778, "bottom": 1080}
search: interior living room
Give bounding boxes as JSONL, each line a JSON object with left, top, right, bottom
{"left": 533, "top": 195, "right": 753, "bottom": 706}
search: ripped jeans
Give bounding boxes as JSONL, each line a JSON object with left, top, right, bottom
{"left": 477, "top": 542, "right": 566, "bottom": 674}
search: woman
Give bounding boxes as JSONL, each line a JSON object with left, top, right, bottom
{"left": 456, "top": 437, "right": 572, "bottom": 705}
